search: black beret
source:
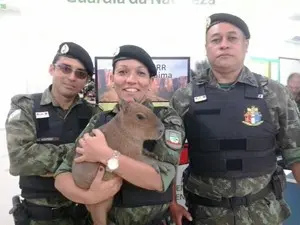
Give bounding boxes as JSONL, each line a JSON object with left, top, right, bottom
{"left": 112, "top": 45, "right": 157, "bottom": 77}
{"left": 206, "top": 13, "right": 250, "bottom": 39}
{"left": 55, "top": 42, "right": 94, "bottom": 76}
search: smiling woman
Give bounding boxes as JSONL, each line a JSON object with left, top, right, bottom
{"left": 112, "top": 59, "right": 153, "bottom": 102}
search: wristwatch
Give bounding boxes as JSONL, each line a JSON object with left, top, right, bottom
{"left": 106, "top": 150, "right": 121, "bottom": 172}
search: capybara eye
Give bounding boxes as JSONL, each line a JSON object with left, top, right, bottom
{"left": 136, "top": 113, "right": 145, "bottom": 120}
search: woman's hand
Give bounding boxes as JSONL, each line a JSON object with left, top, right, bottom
{"left": 75, "top": 129, "right": 113, "bottom": 164}
{"left": 85, "top": 166, "right": 123, "bottom": 204}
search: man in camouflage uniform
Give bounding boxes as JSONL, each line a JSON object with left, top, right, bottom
{"left": 54, "top": 44, "right": 186, "bottom": 225}
{"left": 5, "top": 42, "right": 118, "bottom": 225}
{"left": 169, "top": 13, "right": 300, "bottom": 225}
{"left": 286, "top": 72, "right": 300, "bottom": 110}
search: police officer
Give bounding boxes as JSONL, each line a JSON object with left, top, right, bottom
{"left": 54, "top": 44, "right": 186, "bottom": 225}
{"left": 6, "top": 42, "right": 121, "bottom": 225}
{"left": 169, "top": 13, "right": 300, "bottom": 225}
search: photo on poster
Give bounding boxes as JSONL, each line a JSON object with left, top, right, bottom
{"left": 94, "top": 57, "right": 190, "bottom": 104}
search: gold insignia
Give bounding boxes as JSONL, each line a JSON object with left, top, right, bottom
{"left": 60, "top": 44, "right": 69, "bottom": 54}
{"left": 242, "top": 106, "right": 263, "bottom": 126}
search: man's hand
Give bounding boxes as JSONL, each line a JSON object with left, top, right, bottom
{"left": 169, "top": 202, "right": 192, "bottom": 225}
{"left": 291, "top": 162, "right": 300, "bottom": 183}
{"left": 85, "top": 166, "right": 123, "bottom": 204}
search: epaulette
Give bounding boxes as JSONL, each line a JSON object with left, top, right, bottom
{"left": 11, "top": 94, "right": 32, "bottom": 104}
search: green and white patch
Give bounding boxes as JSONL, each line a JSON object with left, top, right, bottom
{"left": 165, "top": 129, "right": 182, "bottom": 150}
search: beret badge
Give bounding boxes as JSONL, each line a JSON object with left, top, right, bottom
{"left": 113, "top": 47, "right": 120, "bottom": 57}
{"left": 206, "top": 17, "right": 211, "bottom": 29}
{"left": 60, "top": 44, "right": 69, "bottom": 54}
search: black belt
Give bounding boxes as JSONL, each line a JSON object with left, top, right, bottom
{"left": 188, "top": 183, "right": 272, "bottom": 209}
{"left": 23, "top": 200, "right": 88, "bottom": 221}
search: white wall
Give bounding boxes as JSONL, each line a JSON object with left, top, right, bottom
{"left": 0, "top": 10, "right": 28, "bottom": 129}
{"left": 1, "top": 0, "right": 300, "bottom": 128}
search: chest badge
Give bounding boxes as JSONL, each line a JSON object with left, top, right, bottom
{"left": 242, "top": 106, "right": 263, "bottom": 126}
{"left": 194, "top": 95, "right": 207, "bottom": 102}
{"left": 35, "top": 111, "right": 49, "bottom": 119}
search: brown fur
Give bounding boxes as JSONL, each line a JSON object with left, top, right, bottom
{"left": 71, "top": 99, "right": 164, "bottom": 225}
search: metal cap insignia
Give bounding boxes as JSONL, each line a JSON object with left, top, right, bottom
{"left": 113, "top": 47, "right": 120, "bottom": 57}
{"left": 60, "top": 44, "right": 69, "bottom": 54}
{"left": 206, "top": 17, "right": 211, "bottom": 29}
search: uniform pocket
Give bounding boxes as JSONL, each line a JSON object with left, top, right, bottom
{"left": 185, "top": 175, "right": 221, "bottom": 201}
{"left": 248, "top": 192, "right": 288, "bottom": 225}
{"left": 191, "top": 205, "right": 232, "bottom": 225}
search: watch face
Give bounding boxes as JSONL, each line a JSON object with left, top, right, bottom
{"left": 108, "top": 158, "right": 119, "bottom": 170}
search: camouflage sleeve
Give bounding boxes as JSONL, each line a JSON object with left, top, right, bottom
{"left": 268, "top": 80, "right": 300, "bottom": 167}
{"left": 5, "top": 95, "right": 75, "bottom": 176}
{"left": 142, "top": 107, "right": 185, "bottom": 192}
{"left": 54, "top": 112, "right": 102, "bottom": 177}
{"left": 169, "top": 83, "right": 193, "bottom": 117}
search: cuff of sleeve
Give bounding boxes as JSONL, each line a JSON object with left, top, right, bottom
{"left": 282, "top": 148, "right": 300, "bottom": 168}
{"left": 141, "top": 155, "right": 176, "bottom": 192}
{"left": 54, "top": 166, "right": 72, "bottom": 178}
{"left": 53, "top": 170, "right": 64, "bottom": 178}
{"left": 154, "top": 161, "right": 176, "bottom": 192}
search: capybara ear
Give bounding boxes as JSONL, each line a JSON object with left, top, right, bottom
{"left": 119, "top": 98, "right": 130, "bottom": 113}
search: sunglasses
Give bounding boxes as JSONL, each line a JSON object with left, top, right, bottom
{"left": 54, "top": 63, "right": 88, "bottom": 79}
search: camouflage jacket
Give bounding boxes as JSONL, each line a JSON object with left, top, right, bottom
{"left": 170, "top": 67, "right": 300, "bottom": 224}
{"left": 297, "top": 101, "right": 300, "bottom": 112}
{"left": 54, "top": 100, "right": 185, "bottom": 225}
{"left": 5, "top": 86, "right": 101, "bottom": 206}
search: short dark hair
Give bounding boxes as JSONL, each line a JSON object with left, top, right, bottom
{"left": 287, "top": 73, "right": 300, "bottom": 83}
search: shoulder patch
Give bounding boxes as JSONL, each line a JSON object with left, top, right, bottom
{"left": 165, "top": 129, "right": 182, "bottom": 150}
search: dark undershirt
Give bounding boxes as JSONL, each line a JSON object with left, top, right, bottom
{"left": 218, "top": 83, "right": 234, "bottom": 90}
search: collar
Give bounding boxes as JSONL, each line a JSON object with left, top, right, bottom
{"left": 195, "top": 66, "right": 259, "bottom": 87}
{"left": 40, "top": 85, "right": 83, "bottom": 107}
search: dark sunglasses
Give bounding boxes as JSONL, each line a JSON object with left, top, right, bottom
{"left": 54, "top": 63, "right": 88, "bottom": 79}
